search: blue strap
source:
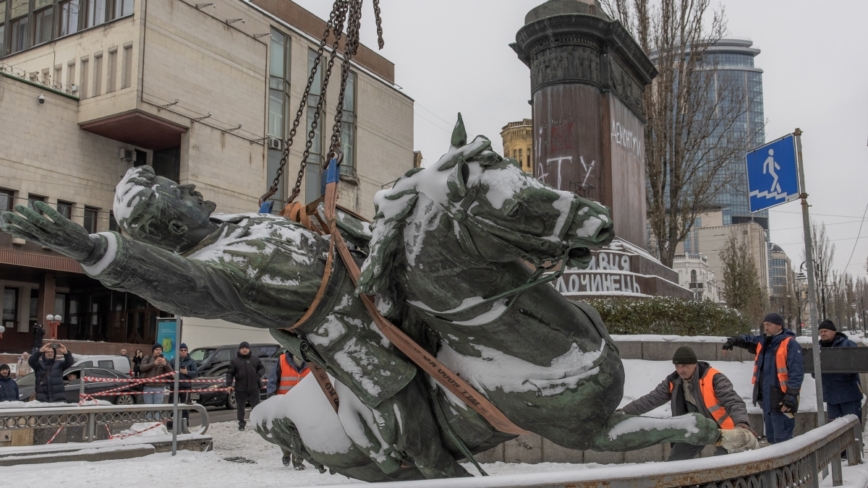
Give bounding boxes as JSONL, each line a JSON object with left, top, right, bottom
{"left": 321, "top": 157, "right": 341, "bottom": 195}
{"left": 259, "top": 201, "right": 274, "bottom": 214}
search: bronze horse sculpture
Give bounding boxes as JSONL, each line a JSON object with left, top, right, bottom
{"left": 0, "top": 116, "right": 755, "bottom": 482}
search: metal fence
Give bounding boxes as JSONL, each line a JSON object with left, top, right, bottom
{"left": 322, "top": 415, "right": 863, "bottom": 488}
{"left": 0, "top": 403, "right": 209, "bottom": 442}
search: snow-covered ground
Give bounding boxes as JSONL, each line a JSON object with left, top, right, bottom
{"left": 3, "top": 419, "right": 867, "bottom": 488}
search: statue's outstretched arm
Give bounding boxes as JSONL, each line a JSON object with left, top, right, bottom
{"left": 1, "top": 202, "right": 250, "bottom": 321}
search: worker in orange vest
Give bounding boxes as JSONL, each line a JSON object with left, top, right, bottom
{"left": 623, "top": 346, "right": 755, "bottom": 461}
{"left": 266, "top": 350, "right": 310, "bottom": 469}
{"left": 723, "top": 312, "right": 804, "bottom": 444}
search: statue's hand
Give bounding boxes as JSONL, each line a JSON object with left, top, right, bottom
{"left": 1, "top": 202, "right": 99, "bottom": 262}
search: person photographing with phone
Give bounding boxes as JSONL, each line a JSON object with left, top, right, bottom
{"left": 28, "top": 343, "right": 74, "bottom": 403}
{"left": 140, "top": 344, "right": 174, "bottom": 407}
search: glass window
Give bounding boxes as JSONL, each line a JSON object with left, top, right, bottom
{"left": 213, "top": 349, "right": 230, "bottom": 363}
{"left": 83, "top": 207, "right": 97, "bottom": 233}
{"left": 0, "top": 189, "right": 13, "bottom": 212}
{"left": 153, "top": 147, "right": 180, "bottom": 183}
{"left": 29, "top": 289, "right": 38, "bottom": 321}
{"left": 87, "top": 0, "right": 107, "bottom": 28}
{"left": 266, "top": 149, "right": 286, "bottom": 211}
{"left": 60, "top": 0, "right": 80, "bottom": 37}
{"left": 54, "top": 293, "right": 66, "bottom": 321}
{"left": 33, "top": 0, "right": 53, "bottom": 45}
{"left": 121, "top": 44, "right": 132, "bottom": 88}
{"left": 57, "top": 201, "right": 73, "bottom": 219}
{"left": 28, "top": 195, "right": 45, "bottom": 213}
{"left": 3, "top": 288, "right": 17, "bottom": 322}
{"left": 10, "top": 15, "right": 28, "bottom": 53}
{"left": 189, "top": 348, "right": 214, "bottom": 363}
{"left": 340, "top": 72, "right": 356, "bottom": 176}
{"left": 112, "top": 0, "right": 132, "bottom": 19}
{"left": 0, "top": 1, "right": 6, "bottom": 56}
{"left": 109, "top": 211, "right": 118, "bottom": 231}
{"left": 96, "top": 360, "right": 115, "bottom": 369}
{"left": 305, "top": 49, "right": 324, "bottom": 204}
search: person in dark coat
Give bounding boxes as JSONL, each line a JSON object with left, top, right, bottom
{"left": 816, "top": 320, "right": 863, "bottom": 424}
{"left": 622, "top": 346, "right": 755, "bottom": 460}
{"left": 226, "top": 341, "right": 264, "bottom": 431}
{"left": 169, "top": 343, "right": 199, "bottom": 432}
{"left": 0, "top": 364, "right": 20, "bottom": 402}
{"left": 724, "top": 312, "right": 804, "bottom": 444}
{"left": 132, "top": 349, "right": 144, "bottom": 378}
{"left": 28, "top": 343, "right": 74, "bottom": 403}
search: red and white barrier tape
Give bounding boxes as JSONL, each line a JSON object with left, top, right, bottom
{"left": 79, "top": 387, "right": 232, "bottom": 400}
{"left": 82, "top": 374, "right": 263, "bottom": 384}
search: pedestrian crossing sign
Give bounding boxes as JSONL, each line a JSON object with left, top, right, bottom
{"left": 745, "top": 134, "right": 800, "bottom": 213}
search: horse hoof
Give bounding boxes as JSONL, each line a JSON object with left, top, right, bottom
{"left": 717, "top": 427, "right": 759, "bottom": 453}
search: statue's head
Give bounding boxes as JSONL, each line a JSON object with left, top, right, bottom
{"left": 113, "top": 166, "right": 218, "bottom": 253}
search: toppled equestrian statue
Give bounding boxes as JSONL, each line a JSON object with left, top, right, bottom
{"left": 0, "top": 117, "right": 757, "bottom": 482}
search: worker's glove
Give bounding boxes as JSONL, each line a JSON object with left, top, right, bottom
{"left": 781, "top": 394, "right": 798, "bottom": 412}
{"left": 722, "top": 336, "right": 745, "bottom": 351}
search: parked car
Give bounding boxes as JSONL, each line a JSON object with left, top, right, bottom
{"left": 71, "top": 355, "right": 132, "bottom": 374}
{"left": 16, "top": 366, "right": 139, "bottom": 405}
{"left": 191, "top": 360, "right": 276, "bottom": 410}
{"left": 188, "top": 343, "right": 279, "bottom": 377}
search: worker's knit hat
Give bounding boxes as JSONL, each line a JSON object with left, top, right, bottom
{"left": 672, "top": 346, "right": 698, "bottom": 365}
{"left": 763, "top": 312, "right": 785, "bottom": 326}
{"left": 818, "top": 320, "right": 837, "bottom": 331}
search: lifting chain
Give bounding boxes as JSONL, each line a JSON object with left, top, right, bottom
{"left": 261, "top": 0, "right": 384, "bottom": 208}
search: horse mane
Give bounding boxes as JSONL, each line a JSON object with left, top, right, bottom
{"left": 357, "top": 115, "right": 505, "bottom": 297}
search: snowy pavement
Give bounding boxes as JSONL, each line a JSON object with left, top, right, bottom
{"left": 2, "top": 419, "right": 867, "bottom": 488}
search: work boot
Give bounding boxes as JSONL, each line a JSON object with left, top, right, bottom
{"left": 282, "top": 455, "right": 291, "bottom": 467}
{"left": 717, "top": 427, "right": 759, "bottom": 453}
{"left": 238, "top": 421, "right": 246, "bottom": 431}
{"left": 293, "top": 463, "right": 306, "bottom": 471}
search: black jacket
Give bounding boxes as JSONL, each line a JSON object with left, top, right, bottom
{"left": 226, "top": 352, "right": 264, "bottom": 392}
{"left": 28, "top": 349, "right": 74, "bottom": 402}
{"left": 818, "top": 332, "right": 862, "bottom": 405}
{"left": 177, "top": 355, "right": 199, "bottom": 388}
{"left": 0, "top": 375, "right": 19, "bottom": 402}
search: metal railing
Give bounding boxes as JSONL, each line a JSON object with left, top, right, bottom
{"left": 0, "top": 404, "right": 209, "bottom": 442}
{"left": 327, "top": 416, "right": 863, "bottom": 488}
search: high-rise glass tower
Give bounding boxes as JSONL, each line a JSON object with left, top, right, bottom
{"left": 705, "top": 39, "right": 767, "bottom": 232}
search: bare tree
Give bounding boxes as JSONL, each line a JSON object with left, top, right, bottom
{"left": 603, "top": 0, "right": 763, "bottom": 267}
{"left": 720, "top": 230, "right": 767, "bottom": 327}
{"left": 804, "top": 222, "right": 835, "bottom": 321}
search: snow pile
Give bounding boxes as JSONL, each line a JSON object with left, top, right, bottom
{"left": 250, "top": 374, "right": 354, "bottom": 456}
{"left": 115, "top": 422, "right": 169, "bottom": 438}
{"left": 607, "top": 414, "right": 699, "bottom": 440}
{"left": 436, "top": 342, "right": 604, "bottom": 397}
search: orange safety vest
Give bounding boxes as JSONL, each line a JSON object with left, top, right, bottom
{"left": 277, "top": 354, "right": 311, "bottom": 395}
{"left": 669, "top": 367, "right": 736, "bottom": 430}
{"left": 751, "top": 336, "right": 791, "bottom": 393}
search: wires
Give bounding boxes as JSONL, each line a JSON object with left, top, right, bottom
{"left": 841, "top": 199, "right": 868, "bottom": 274}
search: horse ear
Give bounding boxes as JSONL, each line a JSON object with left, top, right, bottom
{"left": 446, "top": 157, "right": 468, "bottom": 202}
{"left": 451, "top": 113, "right": 467, "bottom": 148}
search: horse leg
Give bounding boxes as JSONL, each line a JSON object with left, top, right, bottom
{"left": 590, "top": 411, "right": 721, "bottom": 452}
{"left": 335, "top": 378, "right": 471, "bottom": 479}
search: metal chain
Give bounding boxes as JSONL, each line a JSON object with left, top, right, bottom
{"left": 262, "top": 0, "right": 384, "bottom": 206}
{"left": 373, "top": 0, "right": 384, "bottom": 49}
{"left": 328, "top": 0, "right": 363, "bottom": 160}
{"left": 262, "top": 0, "right": 347, "bottom": 206}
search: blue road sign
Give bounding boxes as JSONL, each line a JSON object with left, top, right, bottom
{"left": 745, "top": 134, "right": 800, "bottom": 213}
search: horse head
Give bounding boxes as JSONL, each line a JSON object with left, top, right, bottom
{"left": 358, "top": 114, "right": 614, "bottom": 297}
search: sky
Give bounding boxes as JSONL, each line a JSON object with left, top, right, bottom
{"left": 293, "top": 0, "right": 868, "bottom": 280}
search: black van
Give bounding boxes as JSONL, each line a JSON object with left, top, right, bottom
{"left": 189, "top": 343, "right": 279, "bottom": 377}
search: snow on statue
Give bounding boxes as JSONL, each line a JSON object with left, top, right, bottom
{"left": 0, "top": 115, "right": 757, "bottom": 482}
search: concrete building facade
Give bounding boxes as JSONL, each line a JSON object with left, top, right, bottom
{"left": 676, "top": 212, "right": 770, "bottom": 301}
{"left": 0, "top": 0, "right": 413, "bottom": 351}
{"left": 500, "top": 119, "right": 533, "bottom": 173}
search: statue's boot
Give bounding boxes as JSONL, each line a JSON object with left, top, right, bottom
{"left": 717, "top": 426, "right": 759, "bottom": 453}
{"left": 589, "top": 411, "right": 721, "bottom": 452}
{"left": 336, "top": 378, "right": 471, "bottom": 479}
